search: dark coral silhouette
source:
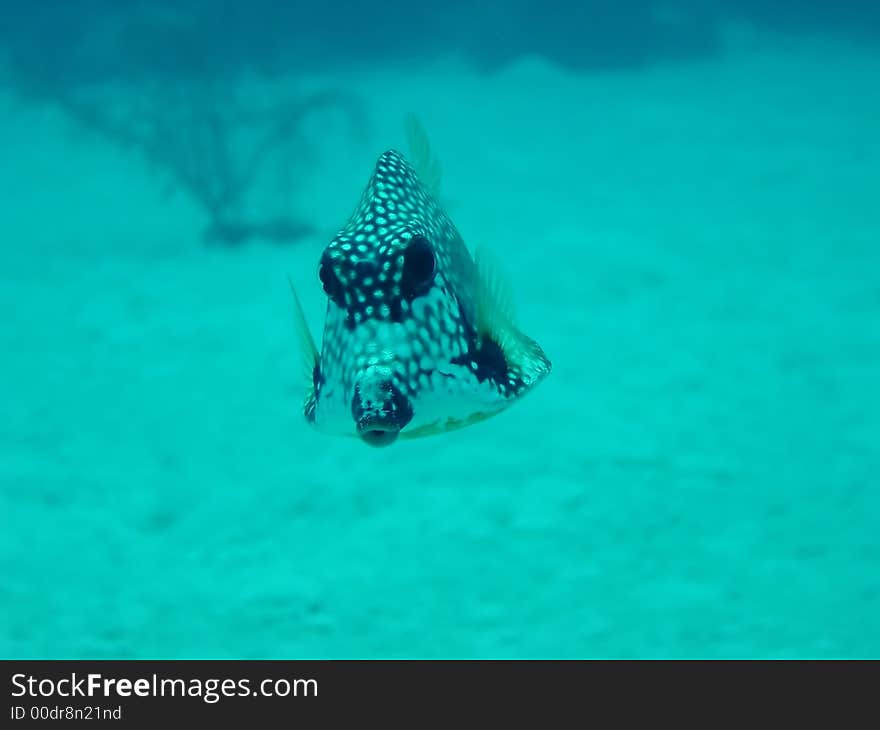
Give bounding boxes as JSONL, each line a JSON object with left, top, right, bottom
{"left": 7, "top": 5, "right": 361, "bottom": 246}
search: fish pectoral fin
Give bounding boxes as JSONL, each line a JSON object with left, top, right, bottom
{"left": 287, "top": 275, "right": 319, "bottom": 400}
{"left": 474, "top": 244, "right": 517, "bottom": 330}
{"left": 473, "top": 245, "right": 552, "bottom": 386}
{"left": 405, "top": 113, "right": 442, "bottom": 197}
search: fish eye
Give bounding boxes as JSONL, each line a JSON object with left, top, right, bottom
{"left": 318, "top": 254, "right": 344, "bottom": 305}
{"left": 400, "top": 235, "right": 436, "bottom": 299}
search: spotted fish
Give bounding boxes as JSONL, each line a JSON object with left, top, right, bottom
{"left": 290, "top": 120, "right": 551, "bottom": 446}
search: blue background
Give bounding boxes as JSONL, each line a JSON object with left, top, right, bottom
{"left": 1, "top": 1, "right": 878, "bottom": 657}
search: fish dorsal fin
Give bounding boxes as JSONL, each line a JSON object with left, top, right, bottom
{"left": 474, "top": 246, "right": 551, "bottom": 386}
{"left": 287, "top": 275, "right": 319, "bottom": 390}
{"left": 405, "top": 113, "right": 442, "bottom": 197}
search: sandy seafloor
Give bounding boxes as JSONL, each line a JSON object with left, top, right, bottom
{"left": 1, "top": 30, "right": 878, "bottom": 658}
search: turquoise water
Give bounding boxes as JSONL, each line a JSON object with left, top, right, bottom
{"left": 1, "top": 3, "right": 879, "bottom": 658}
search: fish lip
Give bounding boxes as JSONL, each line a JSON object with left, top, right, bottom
{"left": 351, "top": 378, "right": 413, "bottom": 447}
{"left": 356, "top": 417, "right": 401, "bottom": 447}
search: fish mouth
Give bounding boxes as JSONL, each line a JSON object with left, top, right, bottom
{"left": 351, "top": 378, "right": 414, "bottom": 447}
{"left": 356, "top": 417, "right": 402, "bottom": 447}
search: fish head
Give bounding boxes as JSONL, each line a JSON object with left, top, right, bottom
{"left": 306, "top": 150, "right": 550, "bottom": 446}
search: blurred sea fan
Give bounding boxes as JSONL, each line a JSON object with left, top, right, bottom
{"left": 6, "top": 2, "right": 362, "bottom": 246}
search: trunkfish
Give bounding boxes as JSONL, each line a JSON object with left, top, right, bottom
{"left": 290, "top": 119, "right": 551, "bottom": 446}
